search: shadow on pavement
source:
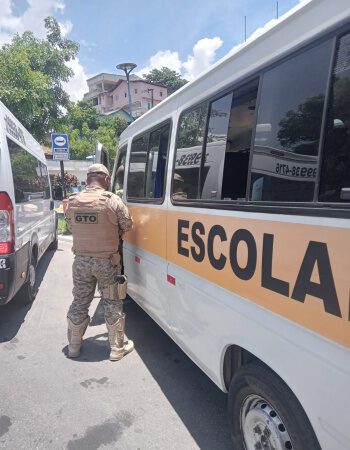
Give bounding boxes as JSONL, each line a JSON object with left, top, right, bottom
{"left": 62, "top": 332, "right": 110, "bottom": 362}
{"left": 123, "top": 299, "right": 233, "bottom": 450}
{"left": 0, "top": 248, "right": 56, "bottom": 343}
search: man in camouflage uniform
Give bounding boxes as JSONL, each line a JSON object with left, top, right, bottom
{"left": 65, "top": 164, "right": 133, "bottom": 361}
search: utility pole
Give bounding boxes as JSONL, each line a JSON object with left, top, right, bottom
{"left": 276, "top": 1, "right": 279, "bottom": 19}
{"left": 244, "top": 15, "right": 247, "bottom": 42}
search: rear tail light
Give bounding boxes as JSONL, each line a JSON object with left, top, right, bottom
{"left": 0, "top": 192, "right": 14, "bottom": 254}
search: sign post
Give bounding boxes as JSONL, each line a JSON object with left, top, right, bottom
{"left": 51, "top": 133, "right": 70, "bottom": 199}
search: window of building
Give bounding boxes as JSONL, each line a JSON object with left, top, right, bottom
{"left": 92, "top": 97, "right": 98, "bottom": 106}
{"left": 160, "top": 91, "right": 163, "bottom": 97}
{"left": 135, "top": 89, "right": 138, "bottom": 94}
{"left": 319, "top": 33, "right": 350, "bottom": 202}
{"left": 127, "top": 123, "right": 171, "bottom": 200}
{"left": 125, "top": 92, "right": 127, "bottom": 98}
{"left": 147, "top": 102, "right": 151, "bottom": 110}
{"left": 173, "top": 102, "right": 208, "bottom": 200}
{"left": 8, "top": 138, "right": 50, "bottom": 203}
{"left": 249, "top": 39, "right": 333, "bottom": 202}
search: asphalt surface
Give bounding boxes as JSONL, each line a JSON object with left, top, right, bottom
{"left": 0, "top": 239, "right": 233, "bottom": 450}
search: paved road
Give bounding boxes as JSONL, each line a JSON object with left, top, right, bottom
{"left": 0, "top": 239, "right": 233, "bottom": 450}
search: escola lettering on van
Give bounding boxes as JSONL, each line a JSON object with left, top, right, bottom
{"left": 177, "top": 219, "right": 342, "bottom": 319}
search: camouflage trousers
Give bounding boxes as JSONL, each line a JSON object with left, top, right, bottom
{"left": 67, "top": 255, "right": 123, "bottom": 325}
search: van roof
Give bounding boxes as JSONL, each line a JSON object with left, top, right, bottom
{"left": 0, "top": 100, "right": 45, "bottom": 163}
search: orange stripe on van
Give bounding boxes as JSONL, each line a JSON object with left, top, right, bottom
{"left": 125, "top": 205, "right": 350, "bottom": 349}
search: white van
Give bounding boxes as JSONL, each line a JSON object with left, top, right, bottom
{"left": 0, "top": 101, "right": 57, "bottom": 305}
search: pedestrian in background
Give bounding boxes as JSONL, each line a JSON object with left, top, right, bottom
{"left": 65, "top": 164, "right": 133, "bottom": 361}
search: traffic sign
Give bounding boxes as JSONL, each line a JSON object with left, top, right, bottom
{"left": 51, "top": 133, "right": 70, "bottom": 161}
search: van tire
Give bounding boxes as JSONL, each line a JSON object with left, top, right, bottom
{"left": 19, "top": 254, "right": 38, "bottom": 305}
{"left": 228, "top": 363, "right": 321, "bottom": 450}
{"left": 49, "top": 228, "right": 58, "bottom": 251}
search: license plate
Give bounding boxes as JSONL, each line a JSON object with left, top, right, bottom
{"left": 0, "top": 258, "right": 8, "bottom": 269}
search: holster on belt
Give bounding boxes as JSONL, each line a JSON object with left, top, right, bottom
{"left": 115, "top": 275, "right": 128, "bottom": 300}
{"left": 101, "top": 275, "right": 128, "bottom": 301}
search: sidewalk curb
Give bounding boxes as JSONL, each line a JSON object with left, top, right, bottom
{"left": 58, "top": 235, "right": 73, "bottom": 242}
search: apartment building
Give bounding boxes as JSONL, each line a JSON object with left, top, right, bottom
{"left": 83, "top": 73, "right": 168, "bottom": 119}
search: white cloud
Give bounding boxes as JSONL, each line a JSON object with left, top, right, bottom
{"left": 183, "top": 37, "right": 223, "bottom": 81}
{"left": 136, "top": 50, "right": 182, "bottom": 77}
{"left": 62, "top": 58, "right": 88, "bottom": 102}
{"left": 0, "top": 0, "right": 88, "bottom": 101}
{"left": 58, "top": 20, "right": 73, "bottom": 37}
{"left": 137, "top": 36, "right": 223, "bottom": 82}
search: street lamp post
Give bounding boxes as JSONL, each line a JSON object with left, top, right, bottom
{"left": 116, "top": 62, "right": 137, "bottom": 120}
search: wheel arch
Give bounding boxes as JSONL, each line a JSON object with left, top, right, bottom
{"left": 30, "top": 233, "right": 39, "bottom": 264}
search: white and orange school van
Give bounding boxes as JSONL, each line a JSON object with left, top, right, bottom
{"left": 111, "top": 1, "right": 350, "bottom": 448}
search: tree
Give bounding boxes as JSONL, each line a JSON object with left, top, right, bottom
{"left": 58, "top": 102, "right": 128, "bottom": 164}
{"left": 143, "top": 67, "right": 187, "bottom": 95}
{"left": 0, "top": 17, "right": 79, "bottom": 142}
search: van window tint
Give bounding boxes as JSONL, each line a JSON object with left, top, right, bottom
{"left": 319, "top": 33, "right": 350, "bottom": 202}
{"left": 127, "top": 122, "right": 170, "bottom": 200}
{"left": 8, "top": 138, "right": 50, "bottom": 203}
{"left": 173, "top": 103, "right": 208, "bottom": 200}
{"left": 249, "top": 39, "right": 333, "bottom": 202}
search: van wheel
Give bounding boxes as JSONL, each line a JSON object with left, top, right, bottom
{"left": 228, "top": 363, "right": 321, "bottom": 450}
{"left": 19, "top": 254, "right": 38, "bottom": 305}
{"left": 49, "top": 227, "right": 58, "bottom": 251}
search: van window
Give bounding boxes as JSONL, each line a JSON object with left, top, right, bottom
{"left": 201, "top": 80, "right": 258, "bottom": 201}
{"left": 127, "top": 122, "right": 171, "bottom": 200}
{"left": 319, "top": 33, "right": 350, "bottom": 202}
{"left": 249, "top": 39, "right": 333, "bottom": 202}
{"left": 113, "top": 146, "right": 127, "bottom": 198}
{"left": 127, "top": 135, "right": 148, "bottom": 198}
{"left": 146, "top": 124, "right": 170, "bottom": 198}
{"left": 173, "top": 102, "right": 208, "bottom": 200}
{"left": 8, "top": 138, "right": 50, "bottom": 203}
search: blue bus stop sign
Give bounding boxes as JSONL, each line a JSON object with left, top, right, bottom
{"left": 51, "top": 133, "right": 70, "bottom": 161}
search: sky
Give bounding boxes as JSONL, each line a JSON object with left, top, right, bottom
{"left": 0, "top": 0, "right": 302, "bottom": 101}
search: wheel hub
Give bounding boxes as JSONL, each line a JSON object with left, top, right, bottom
{"left": 241, "top": 395, "right": 293, "bottom": 450}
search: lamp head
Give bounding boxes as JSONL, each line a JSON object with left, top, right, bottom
{"left": 116, "top": 63, "right": 137, "bottom": 73}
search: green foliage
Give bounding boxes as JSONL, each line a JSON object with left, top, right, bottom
{"left": 58, "top": 218, "right": 70, "bottom": 235}
{"left": 143, "top": 67, "right": 187, "bottom": 95}
{"left": 58, "top": 101, "right": 128, "bottom": 164}
{"left": 0, "top": 17, "right": 79, "bottom": 142}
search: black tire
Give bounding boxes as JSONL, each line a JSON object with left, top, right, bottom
{"left": 228, "top": 363, "right": 321, "bottom": 450}
{"left": 19, "top": 253, "right": 38, "bottom": 305}
{"left": 48, "top": 221, "right": 58, "bottom": 251}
